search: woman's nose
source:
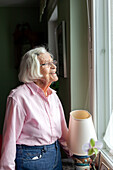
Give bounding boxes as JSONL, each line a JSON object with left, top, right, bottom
{"left": 50, "top": 62, "right": 57, "bottom": 69}
{"left": 50, "top": 61, "right": 57, "bottom": 68}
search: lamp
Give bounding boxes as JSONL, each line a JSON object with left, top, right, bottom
{"left": 67, "top": 110, "right": 97, "bottom": 170}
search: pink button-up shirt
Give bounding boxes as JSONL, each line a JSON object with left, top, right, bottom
{"left": 0, "top": 82, "right": 69, "bottom": 170}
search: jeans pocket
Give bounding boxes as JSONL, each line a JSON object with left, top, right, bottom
{"left": 23, "top": 149, "right": 44, "bottom": 161}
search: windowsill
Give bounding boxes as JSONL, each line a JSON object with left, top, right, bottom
{"left": 100, "top": 149, "right": 113, "bottom": 169}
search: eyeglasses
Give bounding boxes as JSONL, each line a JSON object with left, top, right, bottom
{"left": 40, "top": 60, "right": 57, "bottom": 67}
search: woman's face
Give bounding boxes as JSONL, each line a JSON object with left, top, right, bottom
{"left": 38, "top": 52, "right": 58, "bottom": 84}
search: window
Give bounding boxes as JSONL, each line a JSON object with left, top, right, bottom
{"left": 92, "top": 0, "right": 113, "bottom": 166}
{"left": 103, "top": 0, "right": 113, "bottom": 152}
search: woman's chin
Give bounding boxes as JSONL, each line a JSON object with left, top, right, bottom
{"left": 53, "top": 75, "right": 58, "bottom": 82}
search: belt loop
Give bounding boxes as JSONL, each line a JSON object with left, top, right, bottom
{"left": 43, "top": 145, "right": 47, "bottom": 152}
{"left": 55, "top": 140, "right": 58, "bottom": 149}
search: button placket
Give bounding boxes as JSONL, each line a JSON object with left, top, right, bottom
{"left": 44, "top": 99, "right": 54, "bottom": 142}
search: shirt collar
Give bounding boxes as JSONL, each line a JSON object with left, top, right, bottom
{"left": 25, "top": 82, "right": 56, "bottom": 96}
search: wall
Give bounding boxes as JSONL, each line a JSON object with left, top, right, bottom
{"left": 57, "top": 0, "right": 88, "bottom": 123}
{"left": 57, "top": 0, "right": 71, "bottom": 123}
{"left": 70, "top": 0, "right": 88, "bottom": 111}
{"left": 0, "top": 7, "right": 46, "bottom": 134}
{"left": 46, "top": 0, "right": 88, "bottom": 124}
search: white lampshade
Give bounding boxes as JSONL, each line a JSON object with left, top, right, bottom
{"left": 67, "top": 110, "right": 97, "bottom": 156}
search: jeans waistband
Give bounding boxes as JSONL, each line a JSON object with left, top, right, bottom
{"left": 16, "top": 140, "right": 59, "bottom": 151}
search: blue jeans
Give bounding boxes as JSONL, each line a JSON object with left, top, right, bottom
{"left": 15, "top": 141, "right": 62, "bottom": 170}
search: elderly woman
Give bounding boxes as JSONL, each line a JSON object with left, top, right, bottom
{"left": 0, "top": 47, "right": 70, "bottom": 170}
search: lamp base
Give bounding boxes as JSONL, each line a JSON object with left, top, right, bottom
{"left": 72, "top": 154, "right": 90, "bottom": 170}
{"left": 75, "top": 165, "right": 90, "bottom": 170}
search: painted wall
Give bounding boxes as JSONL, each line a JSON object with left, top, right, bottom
{"left": 70, "top": 0, "right": 88, "bottom": 111}
{"left": 0, "top": 7, "right": 46, "bottom": 133}
{"left": 57, "top": 0, "right": 71, "bottom": 123}
{"left": 57, "top": 0, "right": 88, "bottom": 123}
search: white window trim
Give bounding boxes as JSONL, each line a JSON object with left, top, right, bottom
{"left": 93, "top": 0, "right": 110, "bottom": 139}
{"left": 93, "top": 0, "right": 113, "bottom": 167}
{"left": 101, "top": 150, "right": 113, "bottom": 169}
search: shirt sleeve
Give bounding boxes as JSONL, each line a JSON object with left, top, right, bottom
{"left": 0, "top": 97, "right": 26, "bottom": 170}
{"left": 57, "top": 98, "right": 73, "bottom": 157}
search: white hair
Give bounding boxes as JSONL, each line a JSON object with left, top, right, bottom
{"left": 18, "top": 47, "right": 48, "bottom": 83}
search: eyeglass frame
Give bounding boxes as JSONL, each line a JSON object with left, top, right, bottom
{"left": 40, "top": 60, "right": 57, "bottom": 67}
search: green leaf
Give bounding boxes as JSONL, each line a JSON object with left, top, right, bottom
{"left": 90, "top": 138, "right": 95, "bottom": 147}
{"left": 93, "top": 148, "right": 98, "bottom": 156}
{"left": 88, "top": 148, "right": 94, "bottom": 156}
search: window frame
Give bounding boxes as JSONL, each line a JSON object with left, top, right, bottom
{"left": 92, "top": 0, "right": 113, "bottom": 167}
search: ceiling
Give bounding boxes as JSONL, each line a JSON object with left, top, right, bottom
{"left": 0, "top": 0, "right": 40, "bottom": 7}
